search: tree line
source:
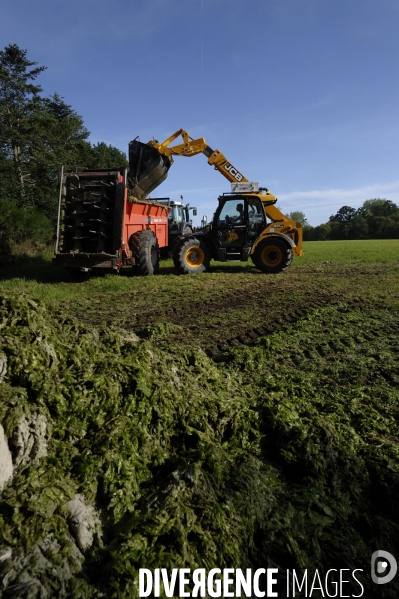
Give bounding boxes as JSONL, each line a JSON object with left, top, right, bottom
{"left": 290, "top": 197, "right": 399, "bottom": 241}
{"left": 0, "top": 43, "right": 127, "bottom": 260}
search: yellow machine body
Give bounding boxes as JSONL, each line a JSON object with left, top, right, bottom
{"left": 147, "top": 129, "right": 303, "bottom": 257}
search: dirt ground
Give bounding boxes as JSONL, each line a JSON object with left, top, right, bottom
{"left": 65, "top": 262, "right": 396, "bottom": 357}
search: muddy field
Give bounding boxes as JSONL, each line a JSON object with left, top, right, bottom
{"left": 61, "top": 261, "right": 397, "bottom": 357}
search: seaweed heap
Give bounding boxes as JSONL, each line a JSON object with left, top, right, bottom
{"left": 0, "top": 295, "right": 398, "bottom": 597}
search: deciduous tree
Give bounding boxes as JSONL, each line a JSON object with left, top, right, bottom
{"left": 88, "top": 142, "right": 128, "bottom": 169}
{"left": 329, "top": 206, "right": 357, "bottom": 223}
{"left": 288, "top": 210, "right": 307, "bottom": 225}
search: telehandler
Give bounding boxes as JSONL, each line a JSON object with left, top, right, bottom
{"left": 129, "top": 129, "right": 303, "bottom": 274}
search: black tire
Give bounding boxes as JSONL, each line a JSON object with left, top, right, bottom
{"left": 167, "top": 227, "right": 193, "bottom": 257}
{"left": 252, "top": 237, "right": 293, "bottom": 273}
{"left": 129, "top": 230, "right": 160, "bottom": 276}
{"left": 173, "top": 237, "right": 210, "bottom": 274}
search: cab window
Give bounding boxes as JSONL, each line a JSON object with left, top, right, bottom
{"left": 170, "top": 206, "right": 184, "bottom": 223}
{"left": 248, "top": 198, "right": 265, "bottom": 236}
{"left": 217, "top": 199, "right": 245, "bottom": 226}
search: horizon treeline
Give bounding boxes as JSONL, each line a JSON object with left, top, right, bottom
{"left": 0, "top": 43, "right": 128, "bottom": 259}
{"left": 294, "top": 198, "right": 399, "bottom": 241}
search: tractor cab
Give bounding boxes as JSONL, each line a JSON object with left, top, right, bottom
{"left": 155, "top": 198, "right": 198, "bottom": 255}
{"left": 207, "top": 194, "right": 267, "bottom": 262}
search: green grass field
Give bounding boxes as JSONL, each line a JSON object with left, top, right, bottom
{"left": 0, "top": 239, "right": 398, "bottom": 350}
{"left": 0, "top": 238, "right": 398, "bottom": 302}
{"left": 299, "top": 238, "right": 399, "bottom": 264}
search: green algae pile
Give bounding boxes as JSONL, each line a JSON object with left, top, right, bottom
{"left": 0, "top": 294, "right": 399, "bottom": 597}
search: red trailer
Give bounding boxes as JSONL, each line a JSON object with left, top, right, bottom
{"left": 53, "top": 167, "right": 169, "bottom": 276}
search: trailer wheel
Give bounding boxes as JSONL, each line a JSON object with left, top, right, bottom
{"left": 129, "top": 230, "right": 160, "bottom": 276}
{"left": 173, "top": 237, "right": 210, "bottom": 274}
{"left": 252, "top": 237, "right": 293, "bottom": 273}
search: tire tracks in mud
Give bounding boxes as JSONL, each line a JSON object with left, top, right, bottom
{"left": 205, "top": 294, "right": 365, "bottom": 359}
{"left": 75, "top": 288, "right": 366, "bottom": 356}
{"left": 130, "top": 289, "right": 366, "bottom": 358}
{"left": 71, "top": 264, "right": 384, "bottom": 357}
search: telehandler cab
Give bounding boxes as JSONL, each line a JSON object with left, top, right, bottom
{"left": 129, "top": 129, "right": 303, "bottom": 275}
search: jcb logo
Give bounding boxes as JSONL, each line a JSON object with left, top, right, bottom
{"left": 224, "top": 163, "right": 243, "bottom": 182}
{"left": 227, "top": 231, "right": 239, "bottom": 242}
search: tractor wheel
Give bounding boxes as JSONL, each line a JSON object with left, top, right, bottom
{"left": 252, "top": 237, "right": 293, "bottom": 273}
{"left": 173, "top": 237, "right": 210, "bottom": 274}
{"left": 129, "top": 230, "right": 160, "bottom": 276}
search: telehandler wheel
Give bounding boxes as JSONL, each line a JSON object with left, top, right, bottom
{"left": 252, "top": 237, "right": 293, "bottom": 273}
{"left": 129, "top": 229, "right": 160, "bottom": 276}
{"left": 173, "top": 237, "right": 210, "bottom": 274}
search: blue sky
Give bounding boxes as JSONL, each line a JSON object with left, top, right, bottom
{"left": 1, "top": 0, "right": 398, "bottom": 225}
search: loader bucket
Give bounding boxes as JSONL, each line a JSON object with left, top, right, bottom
{"left": 128, "top": 139, "right": 172, "bottom": 199}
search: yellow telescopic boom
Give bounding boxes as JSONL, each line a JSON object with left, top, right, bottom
{"left": 146, "top": 129, "right": 303, "bottom": 257}
{"left": 147, "top": 129, "right": 250, "bottom": 186}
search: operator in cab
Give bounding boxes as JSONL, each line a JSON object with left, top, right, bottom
{"left": 236, "top": 203, "right": 244, "bottom": 223}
